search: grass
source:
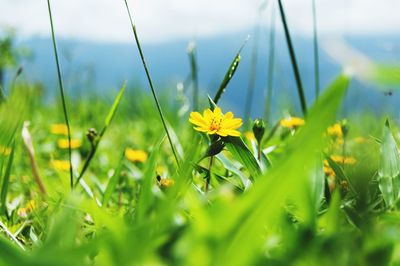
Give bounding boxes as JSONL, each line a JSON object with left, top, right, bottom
{"left": 0, "top": 1, "right": 400, "bottom": 265}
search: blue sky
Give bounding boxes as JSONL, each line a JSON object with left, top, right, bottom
{"left": 0, "top": 0, "right": 399, "bottom": 43}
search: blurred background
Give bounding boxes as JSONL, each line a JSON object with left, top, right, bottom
{"left": 0, "top": 0, "right": 399, "bottom": 117}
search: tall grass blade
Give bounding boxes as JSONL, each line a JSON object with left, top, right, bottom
{"left": 75, "top": 83, "right": 126, "bottom": 187}
{"left": 123, "top": 0, "right": 180, "bottom": 168}
{"left": 213, "top": 37, "right": 249, "bottom": 105}
{"left": 212, "top": 75, "right": 349, "bottom": 265}
{"left": 277, "top": 0, "right": 307, "bottom": 115}
{"left": 264, "top": 3, "right": 276, "bottom": 123}
{"left": 312, "top": 0, "right": 320, "bottom": 98}
{"left": 0, "top": 141, "right": 14, "bottom": 215}
{"left": 244, "top": 23, "right": 260, "bottom": 125}
{"left": 46, "top": 0, "right": 73, "bottom": 189}
{"left": 188, "top": 42, "right": 199, "bottom": 111}
{"left": 102, "top": 152, "right": 125, "bottom": 207}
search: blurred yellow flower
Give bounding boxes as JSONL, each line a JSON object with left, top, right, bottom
{"left": 353, "top": 137, "right": 368, "bottom": 144}
{"left": 189, "top": 107, "right": 242, "bottom": 137}
{"left": 17, "top": 200, "right": 36, "bottom": 218}
{"left": 323, "top": 160, "right": 336, "bottom": 177}
{"left": 51, "top": 160, "right": 71, "bottom": 171}
{"left": 57, "top": 139, "right": 82, "bottom": 149}
{"left": 280, "top": 117, "right": 305, "bottom": 129}
{"left": 330, "top": 155, "right": 357, "bottom": 165}
{"left": 327, "top": 123, "right": 343, "bottom": 138}
{"left": 125, "top": 148, "right": 148, "bottom": 163}
{"left": 0, "top": 145, "right": 11, "bottom": 156}
{"left": 244, "top": 131, "right": 256, "bottom": 141}
{"left": 156, "top": 165, "right": 166, "bottom": 175}
{"left": 158, "top": 178, "right": 175, "bottom": 188}
{"left": 50, "top": 124, "right": 68, "bottom": 135}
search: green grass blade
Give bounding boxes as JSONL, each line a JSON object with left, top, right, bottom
{"left": 123, "top": 0, "right": 180, "bottom": 168}
{"left": 225, "top": 136, "right": 261, "bottom": 180}
{"left": 277, "top": 0, "right": 307, "bottom": 115}
{"left": 135, "top": 138, "right": 162, "bottom": 223}
{"left": 102, "top": 152, "right": 125, "bottom": 207}
{"left": 378, "top": 119, "right": 400, "bottom": 208}
{"left": 46, "top": 0, "right": 73, "bottom": 189}
{"left": 0, "top": 141, "right": 15, "bottom": 215}
{"left": 187, "top": 42, "right": 199, "bottom": 111}
{"left": 213, "top": 37, "right": 248, "bottom": 105}
{"left": 312, "top": 0, "right": 320, "bottom": 98}
{"left": 212, "top": 75, "right": 349, "bottom": 265}
{"left": 264, "top": 2, "right": 276, "bottom": 123}
{"left": 75, "top": 83, "right": 126, "bottom": 187}
{"left": 102, "top": 82, "right": 127, "bottom": 134}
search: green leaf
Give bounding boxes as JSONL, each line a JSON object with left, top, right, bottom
{"left": 213, "top": 38, "right": 248, "bottom": 104}
{"left": 209, "top": 75, "right": 349, "bottom": 265}
{"left": 101, "top": 82, "right": 126, "bottom": 136}
{"left": 378, "top": 119, "right": 400, "bottom": 208}
{"left": 225, "top": 136, "right": 261, "bottom": 179}
{"left": 0, "top": 141, "right": 15, "bottom": 214}
{"left": 102, "top": 152, "right": 125, "bottom": 207}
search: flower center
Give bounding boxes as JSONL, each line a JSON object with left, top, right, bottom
{"left": 210, "top": 118, "right": 221, "bottom": 131}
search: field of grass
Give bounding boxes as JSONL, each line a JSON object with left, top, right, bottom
{"left": 1, "top": 1, "right": 400, "bottom": 265}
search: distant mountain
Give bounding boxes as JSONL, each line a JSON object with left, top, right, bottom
{"left": 8, "top": 30, "right": 400, "bottom": 118}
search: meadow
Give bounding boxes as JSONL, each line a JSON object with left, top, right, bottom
{"left": 0, "top": 1, "right": 400, "bottom": 265}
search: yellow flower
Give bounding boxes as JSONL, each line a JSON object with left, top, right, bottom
{"left": 353, "top": 137, "right": 368, "bottom": 144}
{"left": 50, "top": 124, "right": 68, "bottom": 135}
{"left": 0, "top": 145, "right": 11, "bottom": 156}
{"left": 189, "top": 107, "right": 242, "bottom": 137}
{"left": 17, "top": 200, "right": 36, "bottom": 218}
{"left": 330, "top": 155, "right": 357, "bottom": 165}
{"left": 323, "top": 160, "right": 336, "bottom": 177}
{"left": 125, "top": 148, "right": 148, "bottom": 163}
{"left": 244, "top": 131, "right": 256, "bottom": 141}
{"left": 57, "top": 139, "right": 82, "bottom": 149}
{"left": 158, "top": 178, "right": 175, "bottom": 188}
{"left": 327, "top": 123, "right": 343, "bottom": 138}
{"left": 52, "top": 160, "right": 71, "bottom": 171}
{"left": 280, "top": 117, "right": 305, "bottom": 129}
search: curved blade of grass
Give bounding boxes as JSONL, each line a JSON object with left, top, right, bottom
{"left": 277, "top": 0, "right": 307, "bottom": 115}
{"left": 325, "top": 155, "right": 355, "bottom": 194}
{"left": 123, "top": 0, "right": 180, "bottom": 168}
{"left": 0, "top": 141, "right": 15, "bottom": 215}
{"left": 212, "top": 75, "right": 349, "bottom": 265}
{"left": 102, "top": 151, "right": 125, "bottom": 207}
{"left": 75, "top": 83, "right": 126, "bottom": 187}
{"left": 213, "top": 37, "right": 249, "bottom": 105}
{"left": 225, "top": 136, "right": 261, "bottom": 180}
{"left": 135, "top": 137, "right": 163, "bottom": 224}
{"left": 46, "top": 0, "right": 73, "bottom": 189}
{"left": 378, "top": 119, "right": 400, "bottom": 208}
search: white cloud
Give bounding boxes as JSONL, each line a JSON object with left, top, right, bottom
{"left": 0, "top": 0, "right": 399, "bottom": 43}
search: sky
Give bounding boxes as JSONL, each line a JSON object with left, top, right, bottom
{"left": 0, "top": 0, "right": 399, "bottom": 43}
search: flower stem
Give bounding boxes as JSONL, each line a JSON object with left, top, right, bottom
{"left": 206, "top": 156, "right": 214, "bottom": 192}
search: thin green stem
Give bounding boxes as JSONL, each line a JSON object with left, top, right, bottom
{"left": 277, "top": 0, "right": 307, "bottom": 116}
{"left": 244, "top": 21, "right": 260, "bottom": 126}
{"left": 264, "top": 3, "right": 276, "bottom": 123}
{"left": 123, "top": 0, "right": 180, "bottom": 168}
{"left": 205, "top": 156, "right": 214, "bottom": 192}
{"left": 46, "top": 0, "right": 73, "bottom": 190}
{"left": 312, "top": 0, "right": 320, "bottom": 99}
{"left": 188, "top": 43, "right": 199, "bottom": 111}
